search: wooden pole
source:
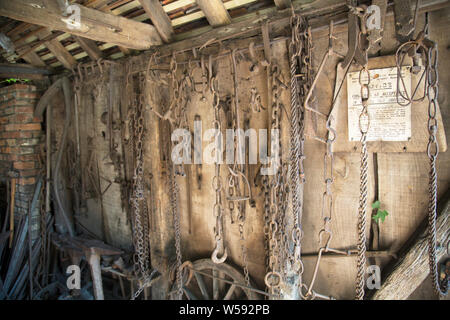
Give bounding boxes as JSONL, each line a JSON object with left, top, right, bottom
{"left": 9, "top": 178, "right": 16, "bottom": 248}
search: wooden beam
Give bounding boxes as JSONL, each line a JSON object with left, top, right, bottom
{"left": 75, "top": 36, "right": 103, "bottom": 61}
{"left": 18, "top": 50, "right": 47, "bottom": 67}
{"left": 195, "top": 0, "right": 231, "bottom": 27}
{"left": 45, "top": 38, "right": 77, "bottom": 69}
{"left": 0, "top": 62, "right": 52, "bottom": 79}
{"left": 372, "top": 191, "right": 450, "bottom": 300}
{"left": 0, "top": 0, "right": 162, "bottom": 50}
{"left": 274, "top": 0, "right": 292, "bottom": 9}
{"left": 138, "top": 0, "right": 174, "bottom": 43}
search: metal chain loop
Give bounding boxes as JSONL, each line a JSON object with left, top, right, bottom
{"left": 425, "top": 33, "right": 448, "bottom": 298}
{"left": 209, "top": 60, "right": 228, "bottom": 265}
{"left": 129, "top": 72, "right": 151, "bottom": 299}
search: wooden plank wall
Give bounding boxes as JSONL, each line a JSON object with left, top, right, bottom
{"left": 52, "top": 7, "right": 450, "bottom": 299}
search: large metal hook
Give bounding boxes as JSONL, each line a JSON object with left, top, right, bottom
{"left": 211, "top": 242, "right": 228, "bottom": 264}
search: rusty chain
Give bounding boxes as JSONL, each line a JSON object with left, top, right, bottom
{"left": 263, "top": 62, "right": 285, "bottom": 298}
{"left": 424, "top": 25, "right": 448, "bottom": 298}
{"left": 129, "top": 72, "right": 152, "bottom": 300}
{"left": 288, "top": 12, "right": 307, "bottom": 290}
{"left": 168, "top": 52, "right": 187, "bottom": 300}
{"left": 354, "top": 6, "right": 371, "bottom": 300}
{"left": 395, "top": 15, "right": 448, "bottom": 297}
{"left": 228, "top": 50, "right": 251, "bottom": 287}
{"left": 209, "top": 58, "right": 228, "bottom": 266}
{"left": 426, "top": 35, "right": 448, "bottom": 297}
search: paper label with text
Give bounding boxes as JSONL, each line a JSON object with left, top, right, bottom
{"left": 347, "top": 66, "right": 411, "bottom": 141}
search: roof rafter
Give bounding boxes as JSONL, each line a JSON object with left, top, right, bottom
{"left": 0, "top": 0, "right": 162, "bottom": 50}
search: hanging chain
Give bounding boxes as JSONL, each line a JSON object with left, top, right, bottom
{"left": 264, "top": 63, "right": 285, "bottom": 298}
{"left": 228, "top": 51, "right": 251, "bottom": 287}
{"left": 288, "top": 12, "right": 307, "bottom": 289}
{"left": 422, "top": 19, "right": 448, "bottom": 297}
{"left": 130, "top": 73, "right": 151, "bottom": 299}
{"left": 426, "top": 38, "right": 448, "bottom": 297}
{"left": 394, "top": 15, "right": 448, "bottom": 296}
{"left": 210, "top": 60, "right": 228, "bottom": 265}
{"left": 168, "top": 53, "right": 185, "bottom": 300}
{"left": 356, "top": 15, "right": 371, "bottom": 297}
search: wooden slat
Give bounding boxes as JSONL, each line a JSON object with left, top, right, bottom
{"left": 0, "top": 0, "right": 162, "bottom": 50}
{"left": 45, "top": 38, "right": 77, "bottom": 69}
{"left": 274, "top": 0, "right": 292, "bottom": 9}
{"left": 138, "top": 0, "right": 174, "bottom": 42}
{"left": 75, "top": 36, "right": 103, "bottom": 61}
{"left": 195, "top": 0, "right": 231, "bottom": 26}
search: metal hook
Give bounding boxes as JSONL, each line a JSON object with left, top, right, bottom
{"left": 211, "top": 244, "right": 227, "bottom": 264}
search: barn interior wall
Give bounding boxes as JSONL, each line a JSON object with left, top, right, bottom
{"left": 50, "top": 7, "right": 450, "bottom": 299}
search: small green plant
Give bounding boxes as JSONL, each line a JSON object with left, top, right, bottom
{"left": 0, "top": 78, "right": 30, "bottom": 84}
{"left": 372, "top": 200, "right": 389, "bottom": 223}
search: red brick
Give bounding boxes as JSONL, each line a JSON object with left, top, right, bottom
{"left": 14, "top": 106, "right": 35, "bottom": 114}
{"left": 4, "top": 123, "right": 41, "bottom": 131}
{"left": 0, "top": 92, "right": 14, "bottom": 104}
{"left": 8, "top": 154, "right": 39, "bottom": 162}
{"left": 6, "top": 139, "right": 17, "bottom": 146}
{"left": 9, "top": 113, "right": 35, "bottom": 124}
{"left": 17, "top": 177, "right": 36, "bottom": 185}
{"left": 14, "top": 161, "right": 35, "bottom": 170}
{"left": 6, "top": 84, "right": 36, "bottom": 92}
{"left": 15, "top": 92, "right": 39, "bottom": 100}
{"left": 19, "top": 169, "right": 40, "bottom": 177}
{"left": 0, "top": 131, "right": 33, "bottom": 139}
{"left": 0, "top": 107, "right": 15, "bottom": 116}
{"left": 1, "top": 146, "right": 35, "bottom": 155}
{"left": 5, "top": 99, "right": 36, "bottom": 107}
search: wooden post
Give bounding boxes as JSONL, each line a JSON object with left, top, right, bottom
{"left": 372, "top": 191, "right": 450, "bottom": 300}
{"left": 9, "top": 178, "right": 16, "bottom": 248}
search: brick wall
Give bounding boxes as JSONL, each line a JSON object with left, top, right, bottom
{"left": 0, "top": 84, "right": 43, "bottom": 239}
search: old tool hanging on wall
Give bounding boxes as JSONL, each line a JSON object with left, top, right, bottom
{"left": 393, "top": 0, "right": 417, "bottom": 43}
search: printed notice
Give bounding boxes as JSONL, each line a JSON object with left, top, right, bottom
{"left": 347, "top": 66, "right": 411, "bottom": 141}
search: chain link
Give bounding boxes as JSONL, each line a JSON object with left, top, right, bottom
{"left": 356, "top": 46, "right": 370, "bottom": 303}
{"left": 288, "top": 13, "right": 307, "bottom": 289}
{"left": 210, "top": 59, "right": 228, "bottom": 265}
{"left": 228, "top": 50, "right": 251, "bottom": 287}
{"left": 129, "top": 72, "right": 152, "bottom": 299}
{"left": 424, "top": 28, "right": 448, "bottom": 298}
{"left": 263, "top": 62, "right": 286, "bottom": 298}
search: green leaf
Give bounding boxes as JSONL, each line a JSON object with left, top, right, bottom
{"left": 372, "top": 209, "right": 389, "bottom": 223}
{"left": 371, "top": 200, "right": 381, "bottom": 209}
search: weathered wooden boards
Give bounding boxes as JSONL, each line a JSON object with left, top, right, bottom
{"left": 372, "top": 191, "right": 449, "bottom": 300}
{"left": 0, "top": 0, "right": 162, "bottom": 50}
